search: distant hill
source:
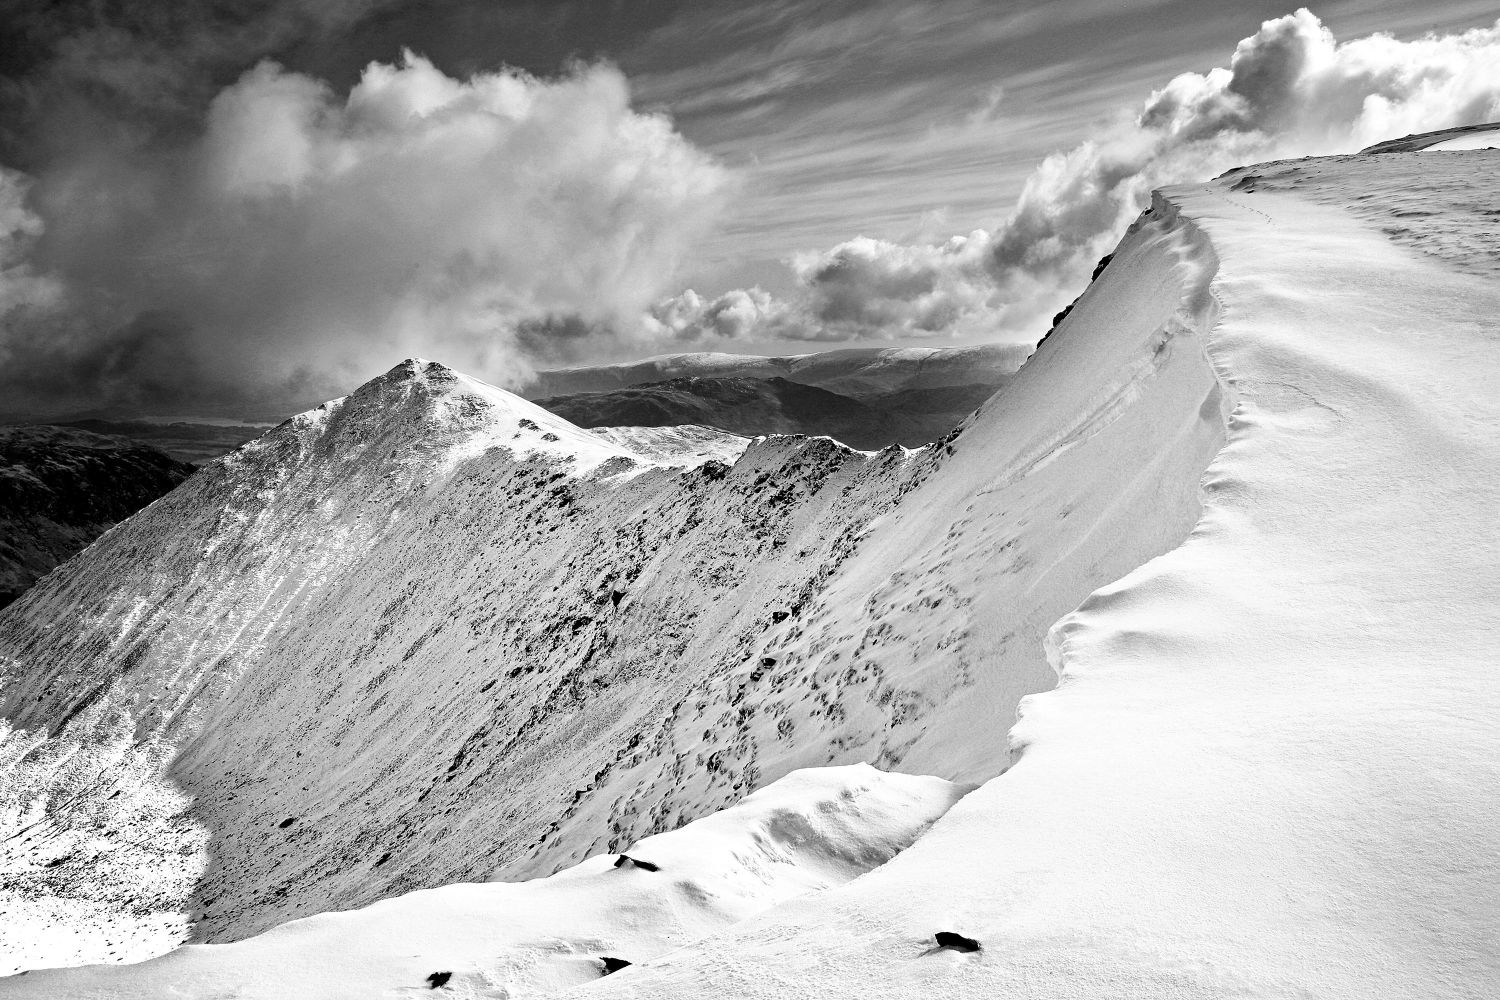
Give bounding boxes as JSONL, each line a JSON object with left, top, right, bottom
{"left": 530, "top": 344, "right": 1025, "bottom": 448}
{"left": 0, "top": 425, "right": 196, "bottom": 607}
{"left": 58, "top": 419, "right": 272, "bottom": 465}
{"left": 534, "top": 375, "right": 998, "bottom": 449}
{"left": 527, "top": 344, "right": 1028, "bottom": 401}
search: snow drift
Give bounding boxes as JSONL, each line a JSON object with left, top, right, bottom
{"left": 7, "top": 765, "right": 965, "bottom": 998}
{"left": 4, "top": 144, "right": 1498, "bottom": 998}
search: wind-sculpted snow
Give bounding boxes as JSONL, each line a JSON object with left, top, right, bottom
{"left": 9, "top": 765, "right": 966, "bottom": 999}
{"left": 1, "top": 163, "right": 1229, "bottom": 974}
{"left": 1221, "top": 149, "right": 1500, "bottom": 280}
{"left": 560, "top": 151, "right": 1500, "bottom": 999}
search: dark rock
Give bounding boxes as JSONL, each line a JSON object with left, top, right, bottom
{"left": 600, "top": 957, "right": 632, "bottom": 975}
{"left": 934, "top": 931, "right": 981, "bottom": 953}
{"left": 278, "top": 817, "right": 296, "bottom": 829}
{"left": 426, "top": 970, "right": 452, "bottom": 988}
{"left": 613, "top": 854, "right": 660, "bottom": 872}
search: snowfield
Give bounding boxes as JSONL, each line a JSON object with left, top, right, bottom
{"left": 1, "top": 146, "right": 1498, "bottom": 998}
{"left": 8, "top": 766, "right": 964, "bottom": 998}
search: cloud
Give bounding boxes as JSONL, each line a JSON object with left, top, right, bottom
{"left": 983, "top": 7, "right": 1500, "bottom": 293}
{"left": 642, "top": 287, "right": 803, "bottom": 342}
{"left": 680, "top": 9, "right": 1500, "bottom": 346}
{"left": 0, "top": 53, "right": 729, "bottom": 415}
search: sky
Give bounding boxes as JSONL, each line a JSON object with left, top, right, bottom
{"left": 1, "top": 0, "right": 1498, "bottom": 417}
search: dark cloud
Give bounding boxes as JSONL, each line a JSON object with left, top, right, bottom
{"left": 0, "top": 54, "right": 728, "bottom": 416}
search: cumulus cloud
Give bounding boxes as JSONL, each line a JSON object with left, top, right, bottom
{"left": 685, "top": 9, "right": 1500, "bottom": 346}
{"left": 643, "top": 287, "right": 803, "bottom": 342}
{"left": 0, "top": 53, "right": 728, "bottom": 415}
{"left": 6, "top": 8, "right": 1500, "bottom": 412}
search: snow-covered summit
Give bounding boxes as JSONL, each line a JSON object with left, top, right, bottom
{"left": 248, "top": 357, "right": 639, "bottom": 475}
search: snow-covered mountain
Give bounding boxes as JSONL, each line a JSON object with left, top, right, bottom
{"left": 0, "top": 197, "right": 1219, "bottom": 973}
{"left": 2, "top": 145, "right": 1498, "bottom": 998}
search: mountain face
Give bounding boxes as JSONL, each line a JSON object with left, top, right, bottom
{"left": 6, "top": 145, "right": 1499, "bottom": 999}
{"left": 534, "top": 375, "right": 999, "bottom": 449}
{"left": 0, "top": 187, "right": 1221, "bottom": 974}
{"left": 0, "top": 426, "right": 196, "bottom": 608}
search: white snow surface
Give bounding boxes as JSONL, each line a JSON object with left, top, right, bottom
{"left": 588, "top": 425, "right": 750, "bottom": 466}
{"left": 7, "top": 765, "right": 964, "bottom": 998}
{"left": 1, "top": 148, "right": 1497, "bottom": 997}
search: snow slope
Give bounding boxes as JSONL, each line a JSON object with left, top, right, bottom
{"left": 9, "top": 765, "right": 964, "bottom": 999}
{"left": 7, "top": 146, "right": 1491, "bottom": 998}
{"left": 554, "top": 151, "right": 1500, "bottom": 999}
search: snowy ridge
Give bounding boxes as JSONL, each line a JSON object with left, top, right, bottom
{"left": 576, "top": 150, "right": 1500, "bottom": 999}
{"left": 589, "top": 425, "right": 751, "bottom": 467}
{"left": 5, "top": 148, "right": 1491, "bottom": 998}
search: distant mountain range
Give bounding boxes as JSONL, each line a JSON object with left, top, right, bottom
{"left": 53, "top": 419, "right": 274, "bottom": 465}
{"left": 528, "top": 344, "right": 1028, "bottom": 398}
{"left": 529, "top": 344, "right": 1028, "bottom": 449}
{"left": 534, "top": 375, "right": 1001, "bottom": 449}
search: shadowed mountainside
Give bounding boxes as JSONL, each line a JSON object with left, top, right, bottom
{"left": 0, "top": 426, "right": 196, "bottom": 607}
{"left": 54, "top": 420, "right": 273, "bottom": 466}
{"left": 534, "top": 375, "right": 1000, "bottom": 448}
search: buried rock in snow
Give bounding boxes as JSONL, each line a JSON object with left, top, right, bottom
{"left": 613, "top": 854, "right": 660, "bottom": 872}
{"left": 933, "top": 932, "right": 981, "bottom": 953}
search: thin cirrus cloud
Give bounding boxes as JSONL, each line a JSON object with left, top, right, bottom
{"left": 649, "top": 8, "right": 1500, "bottom": 347}
{"left": 0, "top": 52, "right": 729, "bottom": 416}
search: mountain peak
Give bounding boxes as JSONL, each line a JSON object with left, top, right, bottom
{"left": 254, "top": 358, "right": 641, "bottom": 476}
